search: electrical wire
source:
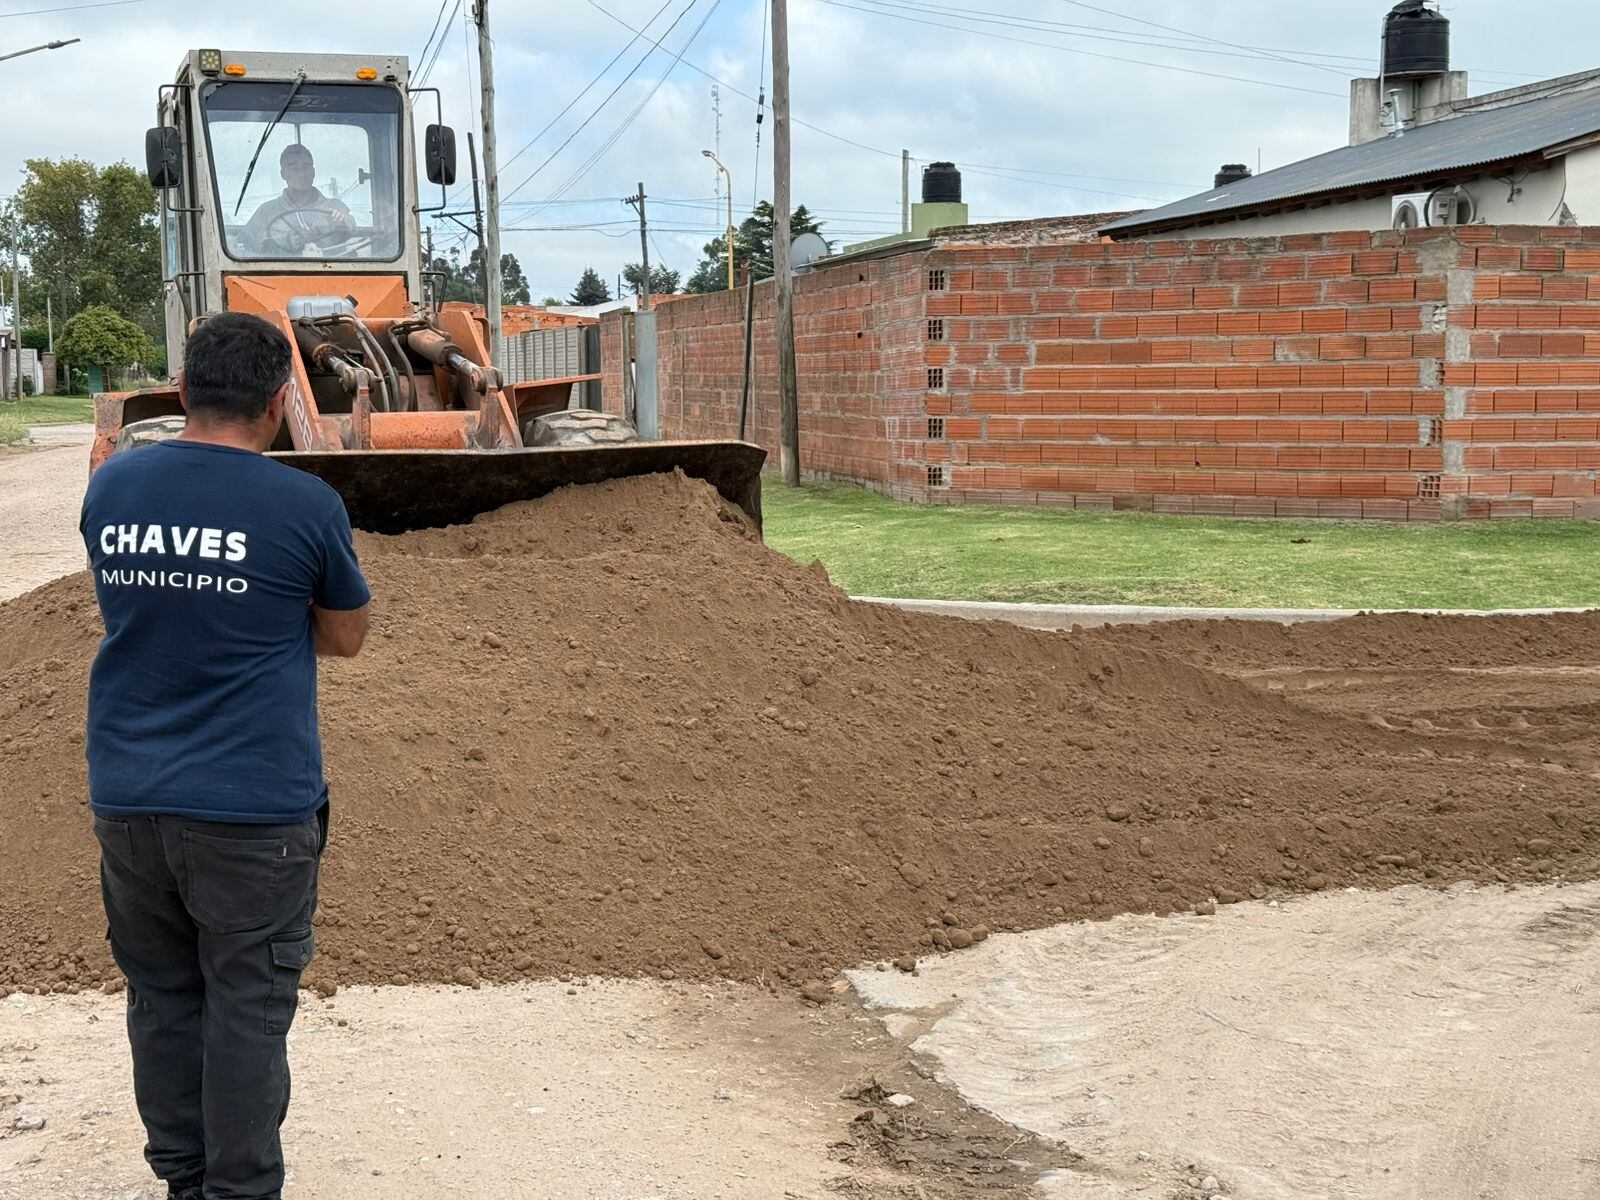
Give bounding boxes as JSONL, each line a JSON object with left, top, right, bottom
{"left": 507, "top": 0, "right": 725, "bottom": 212}
{"left": 581, "top": 0, "right": 1203, "bottom": 190}
{"left": 0, "top": 0, "right": 145, "bottom": 15}
{"left": 753, "top": 0, "right": 769, "bottom": 207}
{"left": 413, "top": 0, "right": 461, "bottom": 88}
{"left": 413, "top": 0, "right": 453, "bottom": 82}
{"left": 496, "top": 0, "right": 702, "bottom": 207}
{"left": 813, "top": 0, "right": 1345, "bottom": 98}
{"left": 1053, "top": 0, "right": 1347, "bottom": 77}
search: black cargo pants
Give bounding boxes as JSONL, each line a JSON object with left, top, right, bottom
{"left": 94, "top": 806, "right": 327, "bottom": 1200}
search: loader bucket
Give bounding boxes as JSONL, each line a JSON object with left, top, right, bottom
{"left": 273, "top": 440, "right": 767, "bottom": 536}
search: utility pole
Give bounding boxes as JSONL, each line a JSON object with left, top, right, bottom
{"left": 10, "top": 239, "right": 19, "bottom": 399}
{"left": 901, "top": 149, "right": 910, "bottom": 233}
{"left": 624, "top": 183, "right": 651, "bottom": 311}
{"left": 474, "top": 0, "right": 503, "bottom": 366}
{"left": 45, "top": 295, "right": 51, "bottom": 353}
{"left": 771, "top": 0, "right": 799, "bottom": 485}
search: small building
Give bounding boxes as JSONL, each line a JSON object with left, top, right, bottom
{"left": 1103, "top": 1, "right": 1600, "bottom": 241}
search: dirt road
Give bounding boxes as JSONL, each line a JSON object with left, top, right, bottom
{"left": 0, "top": 424, "right": 90, "bottom": 602}
{"left": 852, "top": 880, "right": 1600, "bottom": 1200}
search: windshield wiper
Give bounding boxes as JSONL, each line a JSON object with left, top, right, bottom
{"left": 232, "top": 71, "right": 307, "bottom": 217}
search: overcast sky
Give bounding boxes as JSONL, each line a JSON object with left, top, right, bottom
{"left": 3, "top": 0, "right": 1597, "bottom": 301}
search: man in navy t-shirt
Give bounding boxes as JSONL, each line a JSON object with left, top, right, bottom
{"left": 81, "top": 311, "right": 370, "bottom": 1200}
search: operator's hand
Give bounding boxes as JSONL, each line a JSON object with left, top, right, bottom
{"left": 329, "top": 209, "right": 355, "bottom": 234}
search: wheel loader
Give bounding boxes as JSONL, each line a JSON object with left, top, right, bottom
{"left": 92, "top": 48, "right": 763, "bottom": 533}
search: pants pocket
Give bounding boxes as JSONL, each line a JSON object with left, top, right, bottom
{"left": 266, "top": 929, "right": 315, "bottom": 1036}
{"left": 180, "top": 828, "right": 286, "bottom": 934}
{"left": 92, "top": 816, "right": 135, "bottom": 870}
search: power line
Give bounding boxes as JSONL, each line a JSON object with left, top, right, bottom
{"left": 1053, "top": 0, "right": 1347, "bottom": 77}
{"left": 456, "top": 0, "right": 676, "bottom": 211}
{"left": 580, "top": 0, "right": 1296, "bottom": 191}
{"left": 813, "top": 0, "right": 1345, "bottom": 98}
{"left": 507, "top": 0, "right": 725, "bottom": 214}
{"left": 0, "top": 0, "right": 144, "bottom": 15}
{"left": 413, "top": 0, "right": 453, "bottom": 80}
{"left": 413, "top": 0, "right": 461, "bottom": 88}
{"left": 498, "top": 0, "right": 702, "bottom": 206}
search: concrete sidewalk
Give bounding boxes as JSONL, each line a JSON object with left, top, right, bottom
{"left": 859, "top": 595, "right": 1593, "bottom": 629}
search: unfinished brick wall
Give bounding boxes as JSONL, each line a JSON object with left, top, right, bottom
{"left": 608, "top": 226, "right": 1600, "bottom": 518}
{"left": 600, "top": 253, "right": 925, "bottom": 486}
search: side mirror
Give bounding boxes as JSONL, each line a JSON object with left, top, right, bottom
{"left": 425, "top": 124, "right": 457, "bottom": 187}
{"left": 145, "top": 126, "right": 182, "bottom": 190}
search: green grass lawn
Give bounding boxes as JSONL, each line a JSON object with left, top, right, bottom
{"left": 0, "top": 396, "right": 95, "bottom": 447}
{"left": 2, "top": 395, "right": 95, "bottom": 425}
{"left": 762, "top": 479, "right": 1600, "bottom": 610}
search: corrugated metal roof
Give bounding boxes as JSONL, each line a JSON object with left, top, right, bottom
{"left": 1101, "top": 85, "right": 1600, "bottom": 235}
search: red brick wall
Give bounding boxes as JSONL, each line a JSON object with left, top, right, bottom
{"left": 601, "top": 254, "right": 925, "bottom": 485}
{"left": 608, "top": 226, "right": 1600, "bottom": 518}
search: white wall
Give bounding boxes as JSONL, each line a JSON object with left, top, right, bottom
{"left": 1562, "top": 144, "right": 1600, "bottom": 222}
{"left": 1127, "top": 160, "right": 1574, "bottom": 240}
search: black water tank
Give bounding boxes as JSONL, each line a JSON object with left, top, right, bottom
{"left": 1383, "top": 0, "right": 1449, "bottom": 76}
{"left": 922, "top": 161, "right": 962, "bottom": 203}
{"left": 1214, "top": 163, "right": 1251, "bottom": 189}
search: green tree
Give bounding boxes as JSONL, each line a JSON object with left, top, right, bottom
{"left": 569, "top": 267, "right": 611, "bottom": 306}
{"left": 427, "top": 244, "right": 533, "bottom": 306}
{"left": 13, "top": 158, "right": 159, "bottom": 339}
{"left": 686, "top": 203, "right": 826, "bottom": 293}
{"left": 622, "top": 263, "right": 681, "bottom": 297}
{"left": 20, "top": 328, "right": 49, "bottom": 352}
{"left": 57, "top": 305, "right": 156, "bottom": 389}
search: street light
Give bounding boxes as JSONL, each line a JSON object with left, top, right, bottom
{"left": 702, "top": 149, "right": 734, "bottom": 291}
{"left": 0, "top": 38, "right": 81, "bottom": 65}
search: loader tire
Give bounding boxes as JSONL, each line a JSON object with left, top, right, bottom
{"left": 525, "top": 409, "right": 639, "bottom": 448}
{"left": 115, "top": 415, "right": 187, "bottom": 453}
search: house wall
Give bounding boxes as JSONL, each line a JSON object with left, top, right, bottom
{"left": 1563, "top": 144, "right": 1600, "bottom": 223}
{"left": 611, "top": 226, "right": 1600, "bottom": 519}
{"left": 1126, "top": 162, "right": 1570, "bottom": 240}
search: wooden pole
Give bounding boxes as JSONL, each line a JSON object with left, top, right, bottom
{"left": 475, "top": 0, "right": 504, "bottom": 365}
{"left": 771, "top": 0, "right": 799, "bottom": 485}
{"left": 739, "top": 264, "right": 755, "bottom": 441}
{"left": 625, "top": 183, "right": 651, "bottom": 311}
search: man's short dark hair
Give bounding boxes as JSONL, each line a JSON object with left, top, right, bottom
{"left": 183, "top": 313, "right": 293, "bottom": 422}
{"left": 280, "top": 144, "right": 312, "bottom": 166}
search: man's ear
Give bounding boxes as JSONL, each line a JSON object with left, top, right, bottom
{"left": 265, "top": 381, "right": 289, "bottom": 426}
{"left": 177, "top": 371, "right": 189, "bottom": 412}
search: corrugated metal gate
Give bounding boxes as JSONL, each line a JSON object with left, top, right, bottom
{"left": 499, "top": 326, "right": 601, "bottom": 409}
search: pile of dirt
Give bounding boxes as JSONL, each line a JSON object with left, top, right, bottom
{"left": 2, "top": 472, "right": 1598, "bottom": 997}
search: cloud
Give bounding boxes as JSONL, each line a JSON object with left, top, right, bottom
{"left": 1, "top": 0, "right": 1594, "bottom": 300}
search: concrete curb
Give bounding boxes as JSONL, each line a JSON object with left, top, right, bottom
{"left": 854, "top": 596, "right": 1595, "bottom": 630}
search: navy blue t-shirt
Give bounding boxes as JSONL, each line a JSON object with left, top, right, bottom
{"left": 80, "top": 440, "right": 371, "bottom": 823}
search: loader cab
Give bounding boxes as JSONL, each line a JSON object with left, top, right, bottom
{"left": 146, "top": 50, "right": 448, "bottom": 380}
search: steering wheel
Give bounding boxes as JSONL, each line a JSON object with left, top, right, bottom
{"left": 261, "top": 207, "right": 356, "bottom": 256}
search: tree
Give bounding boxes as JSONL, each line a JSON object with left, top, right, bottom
{"left": 569, "top": 267, "right": 611, "bottom": 306}
{"left": 540, "top": 295, "right": 561, "bottom": 307}
{"left": 686, "top": 202, "right": 827, "bottom": 293}
{"left": 426, "top": 244, "right": 532, "bottom": 306}
{"left": 57, "top": 305, "right": 156, "bottom": 389}
{"left": 20, "top": 328, "right": 49, "bottom": 352}
{"left": 12, "top": 158, "right": 160, "bottom": 340}
{"left": 622, "top": 262, "right": 681, "bottom": 297}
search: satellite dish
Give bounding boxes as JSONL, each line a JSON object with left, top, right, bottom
{"left": 791, "top": 231, "right": 830, "bottom": 273}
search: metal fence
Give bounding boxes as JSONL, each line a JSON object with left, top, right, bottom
{"left": 499, "top": 326, "right": 601, "bottom": 409}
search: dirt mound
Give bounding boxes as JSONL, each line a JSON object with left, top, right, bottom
{"left": 3, "top": 472, "right": 1598, "bottom": 997}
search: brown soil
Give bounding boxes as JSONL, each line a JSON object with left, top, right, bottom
{"left": 2, "top": 472, "right": 1598, "bottom": 998}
